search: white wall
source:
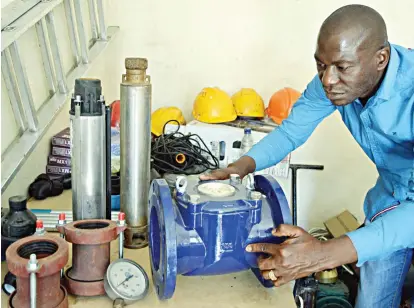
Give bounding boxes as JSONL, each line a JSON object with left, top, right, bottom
{"left": 3, "top": 0, "right": 414, "bottom": 230}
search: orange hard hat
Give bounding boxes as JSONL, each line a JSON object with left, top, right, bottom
{"left": 110, "top": 100, "right": 121, "bottom": 128}
{"left": 266, "top": 87, "right": 301, "bottom": 125}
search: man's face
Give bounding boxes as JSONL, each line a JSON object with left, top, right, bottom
{"left": 314, "top": 32, "right": 381, "bottom": 106}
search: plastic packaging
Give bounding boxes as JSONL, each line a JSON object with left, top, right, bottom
{"left": 240, "top": 127, "right": 255, "bottom": 156}
{"left": 111, "top": 127, "right": 121, "bottom": 174}
{"left": 240, "top": 128, "right": 256, "bottom": 187}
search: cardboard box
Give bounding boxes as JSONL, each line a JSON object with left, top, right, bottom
{"left": 48, "top": 155, "right": 71, "bottom": 167}
{"left": 165, "top": 120, "right": 290, "bottom": 178}
{"left": 46, "top": 165, "right": 71, "bottom": 175}
{"left": 324, "top": 210, "right": 361, "bottom": 238}
{"left": 51, "top": 146, "right": 71, "bottom": 158}
{"left": 51, "top": 127, "right": 71, "bottom": 148}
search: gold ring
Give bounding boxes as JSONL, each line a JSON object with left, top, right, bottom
{"left": 269, "top": 270, "right": 277, "bottom": 281}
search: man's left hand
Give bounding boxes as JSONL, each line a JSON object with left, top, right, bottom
{"left": 246, "top": 224, "right": 326, "bottom": 287}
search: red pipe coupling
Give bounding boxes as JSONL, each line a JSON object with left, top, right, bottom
{"left": 6, "top": 234, "right": 69, "bottom": 308}
{"left": 58, "top": 219, "right": 126, "bottom": 296}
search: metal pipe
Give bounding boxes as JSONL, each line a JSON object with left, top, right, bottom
{"left": 70, "top": 79, "right": 107, "bottom": 220}
{"left": 105, "top": 105, "right": 112, "bottom": 220}
{"left": 58, "top": 219, "right": 126, "bottom": 296}
{"left": 7, "top": 235, "right": 68, "bottom": 307}
{"left": 120, "top": 58, "right": 151, "bottom": 249}
{"left": 291, "top": 169, "right": 297, "bottom": 226}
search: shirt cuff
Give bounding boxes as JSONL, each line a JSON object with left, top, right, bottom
{"left": 346, "top": 200, "right": 414, "bottom": 267}
{"left": 346, "top": 225, "right": 380, "bottom": 267}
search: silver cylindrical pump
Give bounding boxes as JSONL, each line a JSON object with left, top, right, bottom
{"left": 70, "top": 78, "right": 109, "bottom": 220}
{"left": 120, "top": 58, "right": 151, "bottom": 249}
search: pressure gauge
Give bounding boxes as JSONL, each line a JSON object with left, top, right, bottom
{"left": 104, "top": 258, "right": 149, "bottom": 305}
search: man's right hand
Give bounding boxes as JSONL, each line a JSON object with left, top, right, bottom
{"left": 199, "top": 167, "right": 237, "bottom": 181}
{"left": 199, "top": 156, "right": 256, "bottom": 181}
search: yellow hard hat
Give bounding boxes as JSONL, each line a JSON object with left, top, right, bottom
{"left": 192, "top": 87, "right": 237, "bottom": 123}
{"left": 231, "top": 88, "right": 265, "bottom": 118}
{"left": 151, "top": 106, "right": 186, "bottom": 136}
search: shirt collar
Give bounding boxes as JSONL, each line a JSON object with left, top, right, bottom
{"left": 375, "top": 43, "right": 400, "bottom": 101}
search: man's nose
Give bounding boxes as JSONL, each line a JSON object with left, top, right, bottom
{"left": 321, "top": 66, "right": 339, "bottom": 87}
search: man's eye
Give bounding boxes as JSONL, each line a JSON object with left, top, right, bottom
{"left": 338, "top": 66, "right": 349, "bottom": 71}
{"left": 317, "top": 62, "right": 325, "bottom": 69}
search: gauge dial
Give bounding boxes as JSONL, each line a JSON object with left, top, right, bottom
{"left": 105, "top": 259, "right": 149, "bottom": 304}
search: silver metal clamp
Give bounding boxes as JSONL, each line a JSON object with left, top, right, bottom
{"left": 26, "top": 254, "right": 40, "bottom": 308}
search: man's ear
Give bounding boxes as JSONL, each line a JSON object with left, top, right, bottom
{"left": 376, "top": 46, "right": 390, "bottom": 71}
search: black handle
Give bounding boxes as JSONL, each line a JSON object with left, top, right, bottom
{"left": 289, "top": 164, "right": 324, "bottom": 226}
{"left": 289, "top": 164, "right": 324, "bottom": 172}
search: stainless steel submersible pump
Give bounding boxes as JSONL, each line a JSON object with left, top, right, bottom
{"left": 70, "top": 78, "right": 111, "bottom": 221}
{"left": 120, "top": 58, "right": 152, "bottom": 248}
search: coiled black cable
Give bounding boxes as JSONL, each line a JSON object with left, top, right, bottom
{"left": 151, "top": 120, "right": 219, "bottom": 175}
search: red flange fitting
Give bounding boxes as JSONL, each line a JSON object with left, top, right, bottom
{"left": 6, "top": 234, "right": 69, "bottom": 308}
{"left": 58, "top": 219, "right": 126, "bottom": 296}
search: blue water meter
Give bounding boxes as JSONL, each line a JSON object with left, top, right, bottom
{"left": 148, "top": 173, "right": 292, "bottom": 300}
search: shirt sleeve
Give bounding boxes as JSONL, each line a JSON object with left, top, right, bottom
{"left": 346, "top": 200, "right": 414, "bottom": 267}
{"left": 245, "top": 75, "right": 337, "bottom": 171}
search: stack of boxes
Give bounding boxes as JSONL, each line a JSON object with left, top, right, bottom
{"left": 46, "top": 127, "right": 71, "bottom": 176}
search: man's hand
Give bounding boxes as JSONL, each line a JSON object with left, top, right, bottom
{"left": 246, "top": 224, "right": 324, "bottom": 286}
{"left": 199, "top": 156, "right": 256, "bottom": 181}
{"left": 246, "top": 224, "right": 358, "bottom": 287}
{"left": 199, "top": 167, "right": 237, "bottom": 181}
